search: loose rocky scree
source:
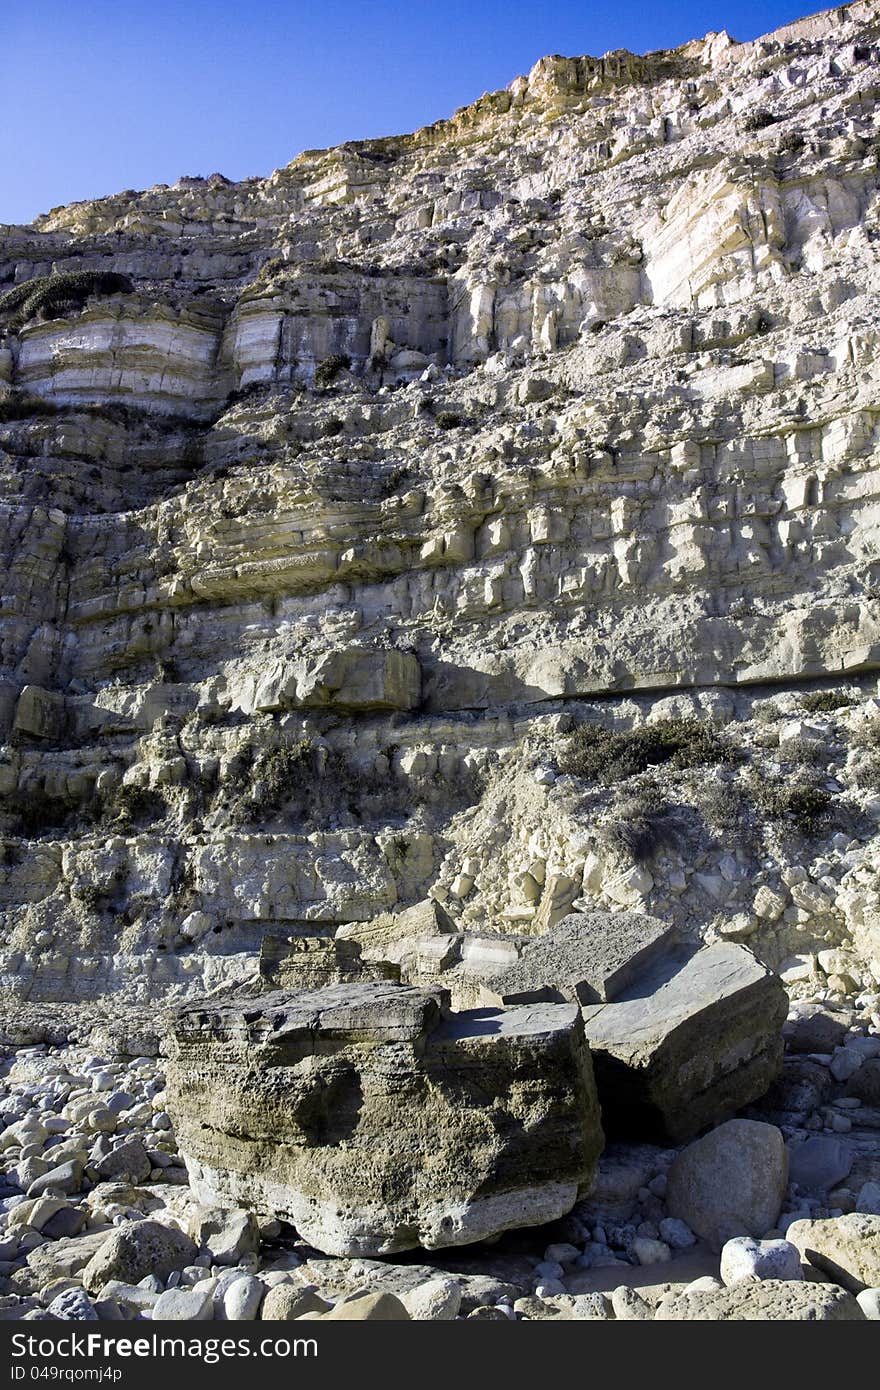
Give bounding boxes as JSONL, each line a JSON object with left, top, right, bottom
{"left": 0, "top": 952, "right": 877, "bottom": 1321}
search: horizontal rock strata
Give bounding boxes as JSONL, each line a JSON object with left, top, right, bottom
{"left": 166, "top": 981, "right": 604, "bottom": 1255}
{"left": 0, "top": 3, "right": 879, "bottom": 1007}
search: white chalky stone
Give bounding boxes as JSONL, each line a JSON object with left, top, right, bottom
{"left": 720, "top": 1236, "right": 803, "bottom": 1287}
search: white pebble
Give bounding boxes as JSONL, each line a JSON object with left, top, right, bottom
{"left": 720, "top": 1237, "right": 803, "bottom": 1287}
{"left": 856, "top": 1289, "right": 880, "bottom": 1320}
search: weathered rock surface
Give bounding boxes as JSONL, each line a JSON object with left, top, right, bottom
{"left": 857, "top": 1288, "right": 880, "bottom": 1319}
{"left": 92, "top": 1139, "right": 151, "bottom": 1185}
{"left": 25, "top": 1231, "right": 110, "bottom": 1286}
{"left": 485, "top": 911, "right": 677, "bottom": 1005}
{"left": 655, "top": 1280, "right": 865, "bottom": 1320}
{"left": 787, "top": 1135, "right": 854, "bottom": 1193}
{"left": 719, "top": 1236, "right": 803, "bottom": 1286}
{"left": 666, "top": 1119, "right": 789, "bottom": 1250}
{"left": 152, "top": 1283, "right": 215, "bottom": 1321}
{"left": 786, "top": 1213, "right": 880, "bottom": 1292}
{"left": 187, "top": 1205, "right": 260, "bottom": 1265}
{"left": 398, "top": 1277, "right": 462, "bottom": 1321}
{"left": 581, "top": 943, "right": 788, "bottom": 1140}
{"left": 166, "top": 981, "right": 603, "bottom": 1255}
{"left": 81, "top": 1219, "right": 198, "bottom": 1293}
{"left": 312, "top": 1291, "right": 411, "bottom": 1321}
{"left": 260, "top": 1285, "right": 332, "bottom": 1321}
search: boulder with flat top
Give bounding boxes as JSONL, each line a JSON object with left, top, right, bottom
{"left": 165, "top": 980, "right": 603, "bottom": 1257}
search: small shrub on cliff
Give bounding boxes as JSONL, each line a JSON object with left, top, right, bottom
{"left": 777, "top": 736, "right": 829, "bottom": 768}
{"left": 14, "top": 789, "right": 75, "bottom": 838}
{"left": 71, "top": 883, "right": 105, "bottom": 911}
{"left": 604, "top": 786, "right": 682, "bottom": 863}
{"left": 799, "top": 690, "right": 857, "bottom": 713}
{"left": 223, "top": 741, "right": 318, "bottom": 824}
{"left": 749, "top": 778, "right": 833, "bottom": 835}
{"left": 853, "top": 752, "right": 880, "bottom": 792}
{"left": 223, "top": 743, "right": 256, "bottom": 794}
{"left": 851, "top": 720, "right": 880, "bottom": 752}
{"left": 225, "top": 382, "right": 270, "bottom": 409}
{"left": 695, "top": 774, "right": 762, "bottom": 856}
{"left": 741, "top": 109, "right": 778, "bottom": 132}
{"left": 435, "top": 411, "right": 463, "bottom": 430}
{"left": 0, "top": 271, "right": 133, "bottom": 330}
{"left": 698, "top": 776, "right": 746, "bottom": 834}
{"left": 256, "top": 255, "right": 284, "bottom": 282}
{"left": 776, "top": 130, "right": 806, "bottom": 156}
{"left": 0, "top": 392, "right": 58, "bottom": 422}
{"left": 105, "top": 784, "right": 167, "bottom": 830}
{"left": 313, "top": 353, "right": 351, "bottom": 390}
{"left": 558, "top": 717, "right": 737, "bottom": 786}
{"left": 848, "top": 719, "right": 880, "bottom": 790}
{"left": 250, "top": 742, "right": 315, "bottom": 815}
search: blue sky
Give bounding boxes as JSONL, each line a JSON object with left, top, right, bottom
{"left": 4, "top": 1, "right": 817, "bottom": 225}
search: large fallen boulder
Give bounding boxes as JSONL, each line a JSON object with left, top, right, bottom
{"left": 165, "top": 981, "right": 603, "bottom": 1257}
{"left": 581, "top": 942, "right": 787, "bottom": 1141}
{"left": 482, "top": 913, "right": 785, "bottom": 1142}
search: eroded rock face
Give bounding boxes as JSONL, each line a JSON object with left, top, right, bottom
{"left": 165, "top": 981, "right": 604, "bottom": 1255}
{"left": 0, "top": 6, "right": 879, "bottom": 1013}
{"left": 473, "top": 917, "right": 787, "bottom": 1141}
{"left": 16, "top": 302, "right": 226, "bottom": 418}
{"left": 249, "top": 648, "right": 421, "bottom": 714}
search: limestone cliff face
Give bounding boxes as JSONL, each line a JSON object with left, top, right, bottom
{"left": 1, "top": 3, "right": 880, "bottom": 1004}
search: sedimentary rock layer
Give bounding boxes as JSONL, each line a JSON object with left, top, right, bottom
{"left": 1, "top": 2, "right": 880, "bottom": 1004}
{"left": 166, "top": 981, "right": 604, "bottom": 1255}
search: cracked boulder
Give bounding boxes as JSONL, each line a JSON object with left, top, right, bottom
{"left": 482, "top": 912, "right": 785, "bottom": 1142}
{"left": 165, "top": 980, "right": 603, "bottom": 1257}
{"left": 582, "top": 941, "right": 787, "bottom": 1142}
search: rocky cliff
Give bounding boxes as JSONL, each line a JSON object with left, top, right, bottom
{"left": 1, "top": 0, "right": 880, "bottom": 1009}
